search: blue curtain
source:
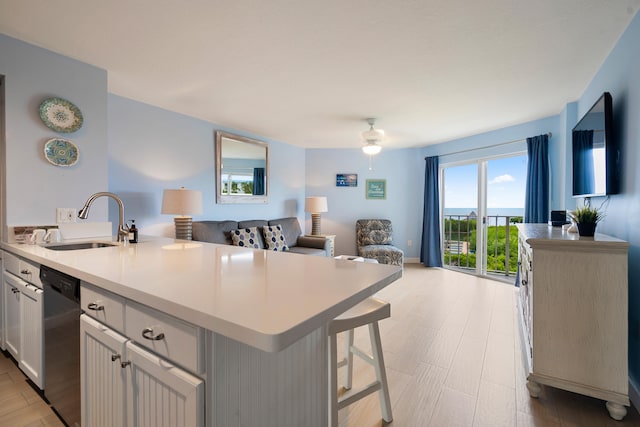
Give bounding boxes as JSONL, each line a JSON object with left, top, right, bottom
{"left": 420, "top": 156, "right": 443, "bottom": 267}
{"left": 572, "top": 130, "right": 594, "bottom": 195}
{"left": 524, "top": 134, "right": 549, "bottom": 223}
{"left": 253, "top": 168, "right": 265, "bottom": 195}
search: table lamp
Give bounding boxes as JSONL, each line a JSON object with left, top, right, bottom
{"left": 161, "top": 187, "right": 203, "bottom": 240}
{"left": 305, "top": 196, "right": 328, "bottom": 235}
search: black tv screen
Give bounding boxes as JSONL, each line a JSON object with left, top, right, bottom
{"left": 572, "top": 92, "right": 619, "bottom": 197}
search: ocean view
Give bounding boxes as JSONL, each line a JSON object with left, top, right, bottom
{"left": 444, "top": 207, "right": 524, "bottom": 217}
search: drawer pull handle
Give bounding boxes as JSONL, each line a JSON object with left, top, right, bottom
{"left": 111, "top": 354, "right": 121, "bottom": 362}
{"left": 142, "top": 328, "right": 165, "bottom": 341}
{"left": 121, "top": 361, "right": 131, "bottom": 368}
{"left": 20, "top": 269, "right": 31, "bottom": 275}
{"left": 87, "top": 302, "right": 104, "bottom": 311}
{"left": 12, "top": 288, "right": 20, "bottom": 294}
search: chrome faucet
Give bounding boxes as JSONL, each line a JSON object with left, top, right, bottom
{"left": 78, "top": 192, "right": 128, "bottom": 242}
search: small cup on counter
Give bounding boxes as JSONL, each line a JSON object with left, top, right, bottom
{"left": 44, "top": 228, "right": 62, "bottom": 243}
{"left": 30, "top": 229, "right": 46, "bottom": 244}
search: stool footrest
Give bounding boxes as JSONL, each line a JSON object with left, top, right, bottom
{"left": 338, "top": 381, "right": 382, "bottom": 409}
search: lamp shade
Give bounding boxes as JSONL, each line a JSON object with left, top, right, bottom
{"left": 161, "top": 188, "right": 203, "bottom": 216}
{"left": 305, "top": 196, "right": 328, "bottom": 213}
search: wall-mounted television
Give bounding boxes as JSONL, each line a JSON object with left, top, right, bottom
{"left": 572, "top": 92, "right": 619, "bottom": 197}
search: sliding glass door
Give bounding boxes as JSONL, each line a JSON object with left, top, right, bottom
{"left": 442, "top": 153, "right": 526, "bottom": 280}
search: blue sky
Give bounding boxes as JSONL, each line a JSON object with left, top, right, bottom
{"left": 444, "top": 155, "right": 527, "bottom": 209}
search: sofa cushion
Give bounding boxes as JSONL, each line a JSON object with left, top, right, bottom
{"left": 288, "top": 246, "right": 327, "bottom": 256}
{"left": 192, "top": 220, "right": 238, "bottom": 245}
{"left": 268, "top": 217, "right": 302, "bottom": 248}
{"left": 230, "top": 227, "right": 263, "bottom": 249}
{"left": 262, "top": 225, "right": 289, "bottom": 252}
{"left": 238, "top": 220, "right": 268, "bottom": 248}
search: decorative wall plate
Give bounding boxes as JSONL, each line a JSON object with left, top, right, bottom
{"left": 44, "top": 138, "right": 79, "bottom": 167}
{"left": 39, "top": 97, "right": 83, "bottom": 133}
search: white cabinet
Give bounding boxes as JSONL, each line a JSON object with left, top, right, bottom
{"left": 19, "top": 281, "right": 44, "bottom": 388}
{"left": 2, "top": 251, "right": 44, "bottom": 389}
{"left": 516, "top": 224, "right": 629, "bottom": 420}
{"left": 3, "top": 268, "right": 44, "bottom": 389}
{"left": 0, "top": 251, "right": 4, "bottom": 351}
{"left": 126, "top": 340, "right": 204, "bottom": 427}
{"left": 81, "top": 312, "right": 204, "bottom": 427}
{"left": 3, "top": 272, "right": 21, "bottom": 358}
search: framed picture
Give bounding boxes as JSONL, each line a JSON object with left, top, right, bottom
{"left": 366, "top": 179, "right": 386, "bottom": 200}
{"left": 336, "top": 173, "right": 358, "bottom": 187}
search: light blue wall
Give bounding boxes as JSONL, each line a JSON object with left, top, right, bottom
{"left": 572, "top": 11, "right": 640, "bottom": 386}
{"left": 421, "top": 115, "right": 565, "bottom": 209}
{"left": 0, "top": 34, "right": 109, "bottom": 226}
{"left": 108, "top": 95, "right": 307, "bottom": 237}
{"left": 305, "top": 148, "right": 423, "bottom": 257}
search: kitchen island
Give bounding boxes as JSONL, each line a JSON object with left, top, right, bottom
{"left": 2, "top": 237, "right": 402, "bottom": 426}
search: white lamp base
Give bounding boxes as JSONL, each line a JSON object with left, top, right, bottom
{"left": 174, "top": 216, "right": 193, "bottom": 240}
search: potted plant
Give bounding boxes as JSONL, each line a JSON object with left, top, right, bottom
{"left": 569, "top": 205, "right": 603, "bottom": 236}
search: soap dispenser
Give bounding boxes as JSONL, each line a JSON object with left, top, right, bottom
{"left": 128, "top": 220, "right": 138, "bottom": 243}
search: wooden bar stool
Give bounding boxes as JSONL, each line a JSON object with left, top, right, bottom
{"left": 328, "top": 297, "right": 393, "bottom": 426}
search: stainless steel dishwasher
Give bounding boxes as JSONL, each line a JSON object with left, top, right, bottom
{"left": 40, "top": 265, "right": 81, "bottom": 427}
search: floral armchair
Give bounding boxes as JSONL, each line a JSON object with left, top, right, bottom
{"left": 356, "top": 219, "right": 404, "bottom": 266}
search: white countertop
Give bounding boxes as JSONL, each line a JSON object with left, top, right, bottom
{"left": 516, "top": 223, "right": 629, "bottom": 252}
{"left": 1, "top": 237, "right": 402, "bottom": 352}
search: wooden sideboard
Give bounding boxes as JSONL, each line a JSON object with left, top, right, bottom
{"left": 516, "top": 224, "right": 629, "bottom": 420}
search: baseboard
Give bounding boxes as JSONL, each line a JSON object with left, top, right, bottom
{"left": 630, "top": 376, "right": 639, "bottom": 410}
{"left": 404, "top": 257, "right": 420, "bottom": 264}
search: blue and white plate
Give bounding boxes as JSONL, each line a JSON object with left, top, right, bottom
{"left": 39, "top": 97, "right": 83, "bottom": 133}
{"left": 44, "top": 138, "right": 79, "bottom": 167}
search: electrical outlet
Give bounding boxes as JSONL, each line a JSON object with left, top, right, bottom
{"left": 407, "top": 240, "right": 412, "bottom": 247}
{"left": 56, "top": 208, "right": 77, "bottom": 224}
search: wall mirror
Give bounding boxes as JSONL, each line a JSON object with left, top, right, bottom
{"left": 215, "top": 131, "right": 269, "bottom": 204}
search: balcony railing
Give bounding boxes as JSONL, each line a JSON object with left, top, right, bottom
{"left": 443, "top": 214, "right": 521, "bottom": 279}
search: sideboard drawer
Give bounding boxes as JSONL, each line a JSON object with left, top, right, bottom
{"left": 81, "top": 283, "right": 125, "bottom": 333}
{"left": 125, "top": 301, "right": 204, "bottom": 374}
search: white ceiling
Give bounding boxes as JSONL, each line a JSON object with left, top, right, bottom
{"left": 1, "top": 0, "right": 639, "bottom": 150}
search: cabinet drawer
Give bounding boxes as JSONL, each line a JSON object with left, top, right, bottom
{"left": 3, "top": 253, "right": 42, "bottom": 288}
{"left": 19, "top": 259, "right": 42, "bottom": 288}
{"left": 3, "top": 252, "right": 20, "bottom": 276}
{"left": 81, "top": 283, "right": 125, "bottom": 333}
{"left": 125, "top": 302, "right": 204, "bottom": 374}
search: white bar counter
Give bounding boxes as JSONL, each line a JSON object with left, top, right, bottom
{"left": 2, "top": 237, "right": 402, "bottom": 426}
{"left": 2, "top": 237, "right": 402, "bottom": 353}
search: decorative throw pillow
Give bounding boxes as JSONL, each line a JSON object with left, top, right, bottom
{"left": 262, "top": 224, "right": 289, "bottom": 251}
{"left": 230, "top": 227, "right": 262, "bottom": 249}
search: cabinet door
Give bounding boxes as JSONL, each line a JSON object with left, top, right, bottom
{"left": 125, "top": 341, "right": 204, "bottom": 427}
{"left": 0, "top": 253, "right": 4, "bottom": 351}
{"left": 19, "top": 285, "right": 43, "bottom": 389}
{"left": 80, "top": 314, "right": 128, "bottom": 427}
{"left": 3, "top": 274, "right": 21, "bottom": 359}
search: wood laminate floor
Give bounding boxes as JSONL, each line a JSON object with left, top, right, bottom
{"left": 1, "top": 264, "right": 638, "bottom": 426}
{"left": 0, "top": 353, "right": 63, "bottom": 426}
{"left": 337, "top": 264, "right": 640, "bottom": 426}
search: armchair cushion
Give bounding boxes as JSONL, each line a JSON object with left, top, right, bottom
{"left": 356, "top": 219, "right": 404, "bottom": 266}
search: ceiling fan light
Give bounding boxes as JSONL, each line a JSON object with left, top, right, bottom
{"left": 362, "top": 143, "right": 382, "bottom": 155}
{"left": 361, "top": 128, "right": 385, "bottom": 143}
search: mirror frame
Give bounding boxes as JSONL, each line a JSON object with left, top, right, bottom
{"left": 215, "top": 131, "right": 269, "bottom": 204}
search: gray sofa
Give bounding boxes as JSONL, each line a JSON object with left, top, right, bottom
{"left": 192, "top": 217, "right": 331, "bottom": 256}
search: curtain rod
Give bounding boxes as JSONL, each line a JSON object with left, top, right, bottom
{"left": 439, "top": 132, "right": 552, "bottom": 157}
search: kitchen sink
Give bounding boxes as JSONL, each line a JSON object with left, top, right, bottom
{"left": 43, "top": 242, "right": 117, "bottom": 251}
